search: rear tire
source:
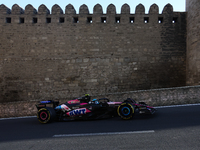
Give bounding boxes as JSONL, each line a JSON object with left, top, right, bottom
{"left": 37, "top": 107, "right": 56, "bottom": 124}
{"left": 117, "top": 103, "right": 134, "bottom": 120}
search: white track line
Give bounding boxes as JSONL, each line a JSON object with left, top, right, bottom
{"left": 53, "top": 130, "right": 155, "bottom": 138}
{"left": 155, "top": 103, "right": 200, "bottom": 109}
{"left": 0, "top": 116, "right": 36, "bottom": 121}
{"left": 1, "top": 103, "right": 200, "bottom": 121}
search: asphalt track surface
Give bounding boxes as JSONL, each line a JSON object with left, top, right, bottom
{"left": 1, "top": 104, "right": 200, "bottom": 149}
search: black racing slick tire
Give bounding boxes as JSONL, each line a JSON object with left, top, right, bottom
{"left": 117, "top": 102, "right": 134, "bottom": 120}
{"left": 37, "top": 107, "right": 56, "bottom": 124}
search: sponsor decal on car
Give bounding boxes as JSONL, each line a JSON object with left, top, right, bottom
{"left": 68, "top": 108, "right": 86, "bottom": 116}
{"left": 72, "top": 107, "right": 79, "bottom": 109}
{"left": 40, "top": 100, "right": 52, "bottom": 103}
{"left": 140, "top": 107, "right": 147, "bottom": 110}
{"left": 56, "top": 104, "right": 71, "bottom": 112}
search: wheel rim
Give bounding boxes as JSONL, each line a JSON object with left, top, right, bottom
{"left": 40, "top": 111, "right": 48, "bottom": 120}
{"left": 121, "top": 107, "right": 130, "bottom": 116}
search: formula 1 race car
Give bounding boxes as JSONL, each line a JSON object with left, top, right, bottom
{"left": 36, "top": 94, "right": 156, "bottom": 124}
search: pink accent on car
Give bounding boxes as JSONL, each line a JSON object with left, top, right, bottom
{"left": 67, "top": 99, "right": 80, "bottom": 104}
{"left": 40, "top": 112, "right": 48, "bottom": 120}
{"left": 147, "top": 106, "right": 154, "bottom": 109}
{"left": 80, "top": 103, "right": 88, "bottom": 105}
{"left": 134, "top": 103, "right": 153, "bottom": 109}
{"left": 85, "top": 109, "right": 91, "bottom": 113}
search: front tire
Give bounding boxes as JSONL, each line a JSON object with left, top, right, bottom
{"left": 37, "top": 107, "right": 56, "bottom": 124}
{"left": 117, "top": 103, "right": 134, "bottom": 120}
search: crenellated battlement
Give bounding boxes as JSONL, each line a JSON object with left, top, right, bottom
{"left": 0, "top": 3, "right": 184, "bottom": 24}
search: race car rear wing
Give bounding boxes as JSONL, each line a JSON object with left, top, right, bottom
{"left": 36, "top": 100, "right": 59, "bottom": 110}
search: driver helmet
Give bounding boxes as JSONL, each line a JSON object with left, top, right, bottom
{"left": 82, "top": 94, "right": 91, "bottom": 102}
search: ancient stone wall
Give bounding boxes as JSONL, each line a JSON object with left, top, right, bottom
{"left": 0, "top": 3, "right": 186, "bottom": 102}
{"left": 186, "top": 0, "right": 200, "bottom": 85}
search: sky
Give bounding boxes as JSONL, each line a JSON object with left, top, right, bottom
{"left": 0, "top": 0, "right": 185, "bottom": 14}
